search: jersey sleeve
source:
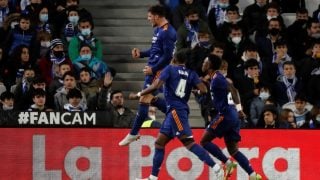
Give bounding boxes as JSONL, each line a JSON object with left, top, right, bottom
{"left": 190, "top": 70, "right": 202, "bottom": 87}
{"left": 159, "top": 65, "right": 171, "bottom": 82}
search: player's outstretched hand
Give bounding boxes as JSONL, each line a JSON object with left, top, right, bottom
{"left": 139, "top": 94, "right": 155, "bottom": 105}
{"left": 129, "top": 92, "right": 140, "bottom": 100}
{"left": 131, "top": 48, "right": 141, "bottom": 59}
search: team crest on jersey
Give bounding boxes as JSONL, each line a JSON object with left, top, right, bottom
{"left": 152, "top": 34, "right": 158, "bottom": 43}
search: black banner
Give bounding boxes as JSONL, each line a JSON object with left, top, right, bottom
{"left": 0, "top": 111, "right": 114, "bottom": 127}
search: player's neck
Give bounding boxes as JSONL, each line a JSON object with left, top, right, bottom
{"left": 157, "top": 18, "right": 168, "bottom": 28}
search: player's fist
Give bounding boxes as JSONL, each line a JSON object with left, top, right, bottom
{"left": 131, "top": 48, "right": 140, "bottom": 58}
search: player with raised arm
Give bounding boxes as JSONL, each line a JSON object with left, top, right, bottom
{"left": 119, "top": 4, "right": 176, "bottom": 146}
{"left": 200, "top": 54, "right": 262, "bottom": 180}
{"left": 135, "top": 49, "right": 225, "bottom": 180}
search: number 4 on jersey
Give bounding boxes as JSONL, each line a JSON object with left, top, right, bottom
{"left": 175, "top": 79, "right": 187, "bottom": 98}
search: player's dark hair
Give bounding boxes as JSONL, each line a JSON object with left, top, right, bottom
{"left": 207, "top": 54, "right": 222, "bottom": 71}
{"left": 174, "top": 48, "right": 191, "bottom": 64}
{"left": 148, "top": 5, "right": 166, "bottom": 17}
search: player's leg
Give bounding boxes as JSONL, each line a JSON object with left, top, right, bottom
{"left": 119, "top": 77, "right": 152, "bottom": 146}
{"left": 225, "top": 140, "right": 261, "bottom": 180}
{"left": 151, "top": 96, "right": 167, "bottom": 113}
{"left": 136, "top": 133, "right": 171, "bottom": 180}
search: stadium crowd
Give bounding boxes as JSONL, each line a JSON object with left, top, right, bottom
{"left": 0, "top": 0, "right": 320, "bottom": 129}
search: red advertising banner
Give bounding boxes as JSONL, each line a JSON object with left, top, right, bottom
{"left": 0, "top": 129, "right": 319, "bottom": 180}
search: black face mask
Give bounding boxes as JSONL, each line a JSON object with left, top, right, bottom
{"left": 53, "top": 51, "right": 65, "bottom": 59}
{"left": 189, "top": 20, "right": 199, "bottom": 26}
{"left": 296, "top": 19, "right": 307, "bottom": 25}
{"left": 269, "top": 28, "right": 280, "bottom": 36}
{"left": 31, "top": 3, "right": 41, "bottom": 10}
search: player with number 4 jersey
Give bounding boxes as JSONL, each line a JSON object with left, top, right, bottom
{"left": 135, "top": 49, "right": 225, "bottom": 180}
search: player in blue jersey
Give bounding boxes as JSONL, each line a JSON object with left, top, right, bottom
{"left": 135, "top": 49, "right": 225, "bottom": 180}
{"left": 200, "top": 54, "right": 262, "bottom": 180}
{"left": 119, "top": 5, "right": 177, "bottom": 146}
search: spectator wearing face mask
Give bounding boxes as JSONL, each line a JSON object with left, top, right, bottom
{"left": 250, "top": 85, "right": 272, "bottom": 127}
{"left": 63, "top": 6, "right": 79, "bottom": 43}
{"left": 72, "top": 44, "right": 108, "bottom": 79}
{"left": 68, "top": 18, "right": 102, "bottom": 61}
{"left": 35, "top": 5, "right": 54, "bottom": 34}
{"left": 175, "top": 7, "right": 213, "bottom": 51}
{"left": 36, "top": 30, "right": 52, "bottom": 59}
{"left": 222, "top": 24, "right": 251, "bottom": 80}
{"left": 37, "top": 38, "right": 72, "bottom": 86}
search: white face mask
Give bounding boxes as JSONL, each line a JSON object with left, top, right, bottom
{"left": 267, "top": 15, "right": 278, "bottom": 21}
{"left": 259, "top": 92, "right": 270, "bottom": 100}
{"left": 149, "top": 115, "right": 156, "bottom": 120}
{"left": 231, "top": 36, "right": 241, "bottom": 44}
{"left": 40, "top": 41, "right": 51, "bottom": 48}
{"left": 311, "top": 33, "right": 320, "bottom": 39}
{"left": 10, "top": 22, "right": 19, "bottom": 29}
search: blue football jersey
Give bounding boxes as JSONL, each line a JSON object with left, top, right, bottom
{"left": 159, "top": 65, "right": 201, "bottom": 112}
{"left": 140, "top": 23, "right": 176, "bottom": 73}
{"left": 210, "top": 71, "right": 229, "bottom": 112}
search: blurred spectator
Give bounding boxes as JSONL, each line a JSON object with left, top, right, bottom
{"left": 269, "top": 40, "right": 292, "bottom": 82}
{"left": 287, "top": 8, "right": 310, "bottom": 60}
{"left": 36, "top": 30, "right": 52, "bottom": 59}
{"left": 282, "top": 94, "right": 313, "bottom": 128}
{"left": 4, "top": 45, "right": 34, "bottom": 87}
{"left": 52, "top": 0, "right": 92, "bottom": 38}
{"left": 274, "top": 61, "right": 303, "bottom": 106}
{"left": 54, "top": 71, "right": 86, "bottom": 110}
{"left": 175, "top": 7, "right": 213, "bottom": 51}
{"left": 22, "top": 0, "right": 43, "bottom": 24}
{"left": 37, "top": 38, "right": 72, "bottom": 86}
{"left": 0, "top": 0, "right": 11, "bottom": 29}
{"left": 312, "top": 4, "right": 320, "bottom": 22}
{"left": 235, "top": 59, "right": 261, "bottom": 123}
{"left": 12, "top": 67, "right": 35, "bottom": 110}
{"left": 242, "top": 0, "right": 268, "bottom": 35}
{"left": 142, "top": 106, "right": 162, "bottom": 128}
{"left": 77, "top": 67, "right": 100, "bottom": 104}
{"left": 0, "top": 91, "right": 14, "bottom": 111}
{"left": 48, "top": 61, "right": 71, "bottom": 98}
{"left": 28, "top": 88, "right": 48, "bottom": 111}
{"left": 250, "top": 85, "right": 272, "bottom": 127}
{"left": 68, "top": 18, "right": 102, "bottom": 61}
{"left": 28, "top": 76, "right": 54, "bottom": 109}
{"left": 5, "top": 14, "right": 36, "bottom": 56}
{"left": 63, "top": 6, "right": 79, "bottom": 43}
{"left": 307, "top": 106, "right": 320, "bottom": 128}
{"left": 279, "top": 108, "right": 297, "bottom": 128}
{"left": 63, "top": 88, "right": 87, "bottom": 111}
{"left": 257, "top": 104, "right": 280, "bottom": 128}
{"left": 172, "top": 0, "right": 206, "bottom": 30}
{"left": 0, "top": 91, "right": 15, "bottom": 126}
{"left": 35, "top": 5, "right": 54, "bottom": 34}
{"left": 255, "top": 17, "right": 286, "bottom": 59}
{"left": 72, "top": 44, "right": 107, "bottom": 79}
{"left": 299, "top": 40, "right": 320, "bottom": 94}
{"left": 222, "top": 25, "right": 251, "bottom": 80}
{"left": 187, "top": 32, "right": 212, "bottom": 76}
{"left": 109, "top": 90, "right": 135, "bottom": 128}
{"left": 207, "top": 0, "right": 231, "bottom": 35}
{"left": 215, "top": 5, "right": 246, "bottom": 42}
{"left": 233, "top": 44, "right": 267, "bottom": 84}
{"left": 0, "top": 12, "right": 20, "bottom": 44}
